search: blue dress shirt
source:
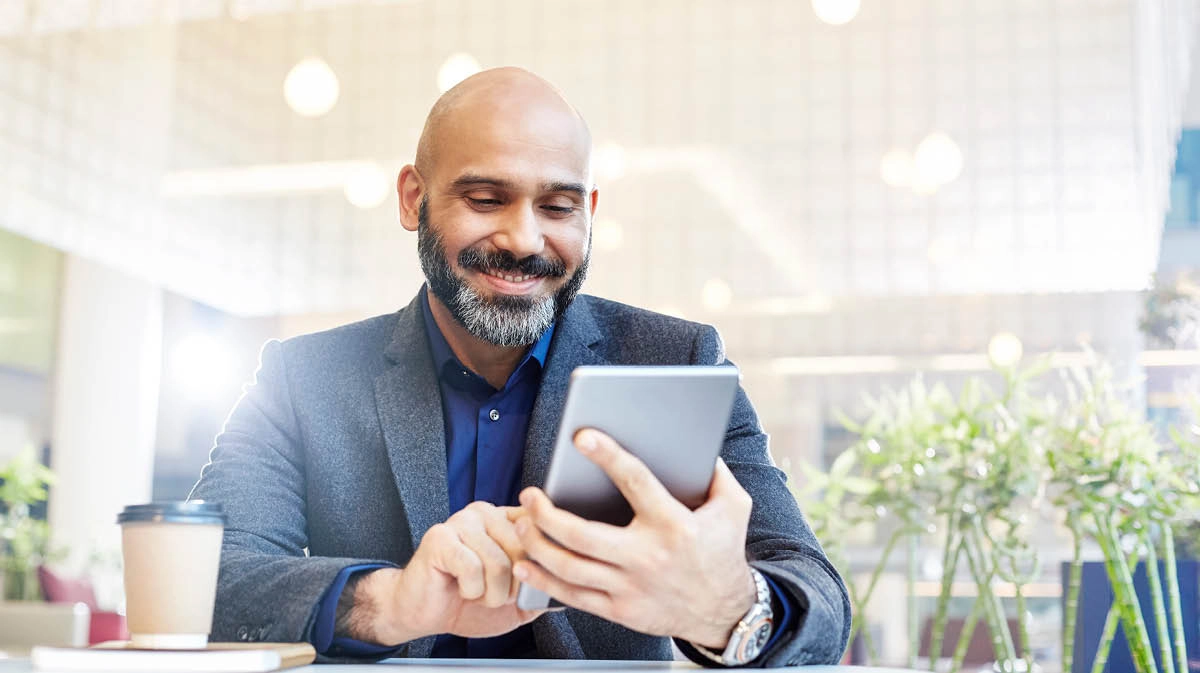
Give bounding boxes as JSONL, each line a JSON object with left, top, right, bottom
{"left": 311, "top": 287, "right": 550, "bottom": 658}
{"left": 309, "top": 287, "right": 796, "bottom": 661}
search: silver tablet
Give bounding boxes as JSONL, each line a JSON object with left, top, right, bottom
{"left": 515, "top": 365, "right": 740, "bottom": 611}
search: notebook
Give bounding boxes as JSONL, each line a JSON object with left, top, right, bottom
{"left": 31, "top": 641, "right": 316, "bottom": 672}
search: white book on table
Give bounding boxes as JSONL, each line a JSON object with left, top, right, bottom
{"left": 30, "top": 641, "right": 316, "bottom": 673}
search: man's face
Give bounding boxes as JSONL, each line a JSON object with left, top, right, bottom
{"left": 400, "top": 75, "right": 597, "bottom": 345}
{"left": 418, "top": 196, "right": 590, "bottom": 347}
{"left": 411, "top": 94, "right": 596, "bottom": 348}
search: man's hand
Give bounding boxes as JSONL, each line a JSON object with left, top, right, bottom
{"left": 343, "top": 502, "right": 544, "bottom": 645}
{"left": 512, "top": 429, "right": 757, "bottom": 650}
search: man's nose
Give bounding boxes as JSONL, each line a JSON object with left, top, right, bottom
{"left": 492, "top": 203, "right": 545, "bottom": 259}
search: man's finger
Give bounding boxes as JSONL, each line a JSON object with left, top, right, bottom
{"left": 457, "top": 525, "right": 515, "bottom": 607}
{"left": 514, "top": 514, "right": 624, "bottom": 591}
{"left": 574, "top": 429, "right": 688, "bottom": 522}
{"left": 513, "top": 559, "right": 614, "bottom": 621}
{"left": 518, "top": 487, "right": 634, "bottom": 566}
{"left": 697, "top": 458, "right": 752, "bottom": 514}
{"left": 481, "top": 507, "right": 526, "bottom": 600}
{"left": 429, "top": 525, "right": 485, "bottom": 600}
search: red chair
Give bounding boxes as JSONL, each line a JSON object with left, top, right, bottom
{"left": 37, "top": 566, "right": 129, "bottom": 644}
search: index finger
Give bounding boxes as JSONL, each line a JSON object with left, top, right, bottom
{"left": 574, "top": 428, "right": 689, "bottom": 522}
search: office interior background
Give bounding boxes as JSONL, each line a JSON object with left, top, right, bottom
{"left": 2, "top": 0, "right": 1200, "bottom": 666}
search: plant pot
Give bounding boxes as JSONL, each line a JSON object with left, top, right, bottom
{"left": 1063, "top": 560, "right": 1200, "bottom": 673}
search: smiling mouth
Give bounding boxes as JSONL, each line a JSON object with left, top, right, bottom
{"left": 479, "top": 267, "right": 542, "bottom": 284}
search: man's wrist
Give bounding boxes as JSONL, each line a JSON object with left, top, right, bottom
{"left": 335, "top": 567, "right": 413, "bottom": 645}
{"left": 689, "top": 564, "right": 758, "bottom": 649}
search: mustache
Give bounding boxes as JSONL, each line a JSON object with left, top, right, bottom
{"left": 458, "top": 248, "right": 567, "bottom": 278}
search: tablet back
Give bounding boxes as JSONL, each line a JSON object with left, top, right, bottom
{"left": 542, "top": 365, "right": 740, "bottom": 526}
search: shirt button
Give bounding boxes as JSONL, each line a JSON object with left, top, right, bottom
{"left": 489, "top": 409, "right": 501, "bottom": 422}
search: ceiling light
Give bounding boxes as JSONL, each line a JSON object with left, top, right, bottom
{"left": 283, "top": 58, "right": 339, "bottom": 118}
{"left": 987, "top": 332, "right": 1023, "bottom": 368}
{"left": 701, "top": 278, "right": 733, "bottom": 312}
{"left": 913, "top": 131, "right": 964, "bottom": 188}
{"left": 879, "top": 149, "right": 914, "bottom": 188}
{"left": 437, "top": 53, "right": 482, "bottom": 93}
{"left": 343, "top": 163, "right": 391, "bottom": 209}
{"left": 811, "top": 0, "right": 860, "bottom": 25}
{"left": 592, "top": 218, "right": 624, "bottom": 252}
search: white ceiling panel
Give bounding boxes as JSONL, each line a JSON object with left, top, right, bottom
{"left": 0, "top": 0, "right": 1195, "bottom": 318}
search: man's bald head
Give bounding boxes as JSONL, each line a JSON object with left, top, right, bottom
{"left": 414, "top": 67, "right": 592, "bottom": 179}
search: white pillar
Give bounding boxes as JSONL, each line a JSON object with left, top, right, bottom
{"left": 48, "top": 255, "right": 162, "bottom": 571}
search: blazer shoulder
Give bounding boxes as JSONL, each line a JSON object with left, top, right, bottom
{"left": 579, "top": 295, "right": 722, "bottom": 365}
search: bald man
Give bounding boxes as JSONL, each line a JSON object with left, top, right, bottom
{"left": 191, "top": 68, "right": 850, "bottom": 667}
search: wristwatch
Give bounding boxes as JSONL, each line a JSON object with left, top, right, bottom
{"left": 692, "top": 568, "right": 774, "bottom": 666}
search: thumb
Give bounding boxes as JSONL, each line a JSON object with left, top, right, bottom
{"left": 700, "top": 458, "right": 750, "bottom": 513}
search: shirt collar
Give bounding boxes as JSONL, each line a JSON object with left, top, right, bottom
{"left": 420, "top": 285, "right": 555, "bottom": 382}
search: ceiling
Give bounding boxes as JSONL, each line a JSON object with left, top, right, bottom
{"left": 0, "top": 0, "right": 1197, "bottom": 318}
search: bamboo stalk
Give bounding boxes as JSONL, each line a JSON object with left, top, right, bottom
{"left": 848, "top": 529, "right": 903, "bottom": 649}
{"left": 1096, "top": 516, "right": 1157, "bottom": 673}
{"left": 928, "top": 533, "right": 964, "bottom": 671}
{"left": 1063, "top": 529, "right": 1084, "bottom": 673}
{"left": 1161, "top": 525, "right": 1188, "bottom": 673}
{"left": 951, "top": 600, "right": 985, "bottom": 673}
{"left": 1014, "top": 579, "right": 1033, "bottom": 671}
{"left": 909, "top": 533, "right": 920, "bottom": 670}
{"left": 1090, "top": 546, "right": 1142, "bottom": 673}
{"left": 962, "top": 521, "right": 1019, "bottom": 667}
{"left": 848, "top": 579, "right": 881, "bottom": 663}
{"left": 1089, "top": 605, "right": 1120, "bottom": 673}
{"left": 976, "top": 522, "right": 1019, "bottom": 665}
{"left": 1144, "top": 539, "right": 1176, "bottom": 673}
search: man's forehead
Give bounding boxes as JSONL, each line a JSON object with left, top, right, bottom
{"left": 416, "top": 67, "right": 592, "bottom": 180}
{"left": 430, "top": 119, "right": 593, "bottom": 189}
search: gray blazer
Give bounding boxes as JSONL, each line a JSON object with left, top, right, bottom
{"left": 190, "top": 292, "right": 850, "bottom": 666}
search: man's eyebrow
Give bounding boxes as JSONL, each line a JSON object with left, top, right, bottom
{"left": 542, "top": 181, "right": 588, "bottom": 198}
{"left": 450, "top": 174, "right": 588, "bottom": 199}
{"left": 449, "top": 174, "right": 516, "bottom": 190}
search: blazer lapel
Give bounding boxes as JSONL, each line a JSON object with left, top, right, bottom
{"left": 375, "top": 293, "right": 605, "bottom": 659}
{"left": 524, "top": 297, "right": 607, "bottom": 659}
{"left": 374, "top": 293, "right": 450, "bottom": 554}
{"left": 521, "top": 296, "right": 607, "bottom": 491}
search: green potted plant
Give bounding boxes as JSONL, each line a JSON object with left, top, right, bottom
{"left": 793, "top": 353, "right": 1200, "bottom": 673}
{"left": 1049, "top": 359, "right": 1200, "bottom": 673}
{"left": 794, "top": 362, "right": 1049, "bottom": 672}
{"left": 0, "top": 445, "right": 58, "bottom": 601}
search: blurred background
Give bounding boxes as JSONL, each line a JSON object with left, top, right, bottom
{"left": 2, "top": 0, "right": 1200, "bottom": 666}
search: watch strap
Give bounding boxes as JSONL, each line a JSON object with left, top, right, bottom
{"left": 691, "top": 568, "right": 774, "bottom": 666}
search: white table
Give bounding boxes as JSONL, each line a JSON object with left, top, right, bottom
{"left": 0, "top": 656, "right": 916, "bottom": 673}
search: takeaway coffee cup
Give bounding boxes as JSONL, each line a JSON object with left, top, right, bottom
{"left": 118, "top": 501, "right": 225, "bottom": 649}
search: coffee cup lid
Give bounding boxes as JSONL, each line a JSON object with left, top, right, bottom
{"left": 117, "top": 501, "right": 226, "bottom": 526}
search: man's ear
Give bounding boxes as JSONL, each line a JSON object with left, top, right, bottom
{"left": 397, "top": 165, "right": 424, "bottom": 232}
{"left": 589, "top": 187, "right": 599, "bottom": 219}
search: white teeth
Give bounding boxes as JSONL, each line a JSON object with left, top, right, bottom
{"left": 484, "top": 269, "right": 533, "bottom": 283}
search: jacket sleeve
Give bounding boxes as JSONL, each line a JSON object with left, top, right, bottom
{"left": 188, "top": 339, "right": 403, "bottom": 659}
{"left": 675, "top": 325, "right": 852, "bottom": 667}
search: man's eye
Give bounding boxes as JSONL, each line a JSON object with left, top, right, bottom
{"left": 467, "top": 198, "right": 501, "bottom": 208}
{"left": 542, "top": 205, "right": 574, "bottom": 215}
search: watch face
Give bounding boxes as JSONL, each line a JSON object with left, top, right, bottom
{"left": 739, "top": 618, "right": 773, "bottom": 661}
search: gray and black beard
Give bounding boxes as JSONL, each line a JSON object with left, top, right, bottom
{"left": 417, "top": 197, "right": 590, "bottom": 347}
